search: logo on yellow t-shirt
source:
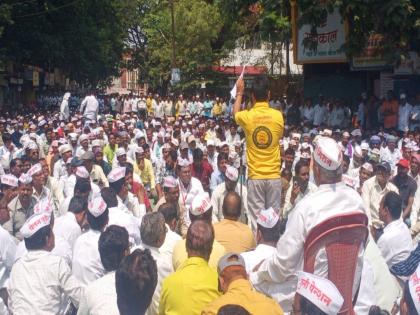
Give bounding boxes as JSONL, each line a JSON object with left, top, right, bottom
{"left": 252, "top": 126, "right": 272, "bottom": 149}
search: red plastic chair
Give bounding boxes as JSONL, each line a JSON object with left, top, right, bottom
{"left": 294, "top": 212, "right": 369, "bottom": 315}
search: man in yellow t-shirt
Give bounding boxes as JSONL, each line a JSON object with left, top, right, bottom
{"left": 233, "top": 76, "right": 284, "bottom": 231}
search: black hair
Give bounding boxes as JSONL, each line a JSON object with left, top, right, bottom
{"left": 342, "top": 154, "right": 350, "bottom": 164}
{"left": 116, "top": 249, "right": 158, "bottom": 315}
{"left": 2, "top": 132, "right": 11, "bottom": 143}
{"left": 217, "top": 152, "right": 229, "bottom": 163}
{"left": 110, "top": 177, "right": 125, "bottom": 195}
{"left": 168, "top": 149, "right": 178, "bottom": 162}
{"left": 285, "top": 148, "right": 295, "bottom": 156}
{"left": 142, "top": 143, "right": 150, "bottom": 151}
{"left": 99, "top": 225, "right": 129, "bottom": 272}
{"left": 24, "top": 225, "right": 52, "bottom": 250}
{"left": 10, "top": 158, "right": 22, "bottom": 169}
{"left": 74, "top": 178, "right": 91, "bottom": 195}
{"left": 87, "top": 209, "right": 109, "bottom": 231}
{"left": 193, "top": 148, "right": 203, "bottom": 161}
{"left": 300, "top": 295, "right": 328, "bottom": 315}
{"left": 384, "top": 191, "right": 403, "bottom": 220}
{"left": 368, "top": 306, "right": 390, "bottom": 315}
{"left": 101, "top": 187, "right": 118, "bottom": 208}
{"left": 257, "top": 219, "right": 282, "bottom": 243}
{"left": 158, "top": 203, "right": 178, "bottom": 224}
{"left": 217, "top": 305, "right": 251, "bottom": 315}
{"left": 294, "top": 160, "right": 309, "bottom": 175}
{"left": 125, "top": 163, "right": 134, "bottom": 175}
{"left": 251, "top": 76, "right": 269, "bottom": 102}
{"left": 68, "top": 196, "right": 87, "bottom": 214}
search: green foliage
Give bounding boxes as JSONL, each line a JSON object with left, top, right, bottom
{"left": 0, "top": 0, "right": 135, "bottom": 86}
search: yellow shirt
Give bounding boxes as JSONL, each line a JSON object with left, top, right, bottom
{"left": 160, "top": 257, "right": 221, "bottom": 315}
{"left": 212, "top": 103, "right": 222, "bottom": 117}
{"left": 172, "top": 239, "right": 226, "bottom": 271}
{"left": 235, "top": 102, "right": 284, "bottom": 179}
{"left": 213, "top": 219, "right": 256, "bottom": 253}
{"left": 146, "top": 97, "right": 153, "bottom": 114}
{"left": 202, "top": 279, "right": 284, "bottom": 315}
{"left": 133, "top": 158, "right": 156, "bottom": 188}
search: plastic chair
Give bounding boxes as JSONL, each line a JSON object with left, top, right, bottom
{"left": 294, "top": 212, "right": 369, "bottom": 315}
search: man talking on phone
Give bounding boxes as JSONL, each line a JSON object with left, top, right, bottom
{"left": 282, "top": 160, "right": 317, "bottom": 219}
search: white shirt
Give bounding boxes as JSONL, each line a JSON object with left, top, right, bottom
{"left": 77, "top": 271, "right": 119, "bottom": 315}
{"left": 380, "top": 147, "right": 402, "bottom": 173}
{"left": 80, "top": 95, "right": 99, "bottom": 121}
{"left": 8, "top": 250, "right": 83, "bottom": 314}
{"left": 53, "top": 159, "right": 68, "bottom": 180}
{"left": 108, "top": 206, "right": 141, "bottom": 246}
{"left": 241, "top": 244, "right": 276, "bottom": 274}
{"left": 178, "top": 177, "right": 204, "bottom": 227}
{"left": 398, "top": 102, "right": 413, "bottom": 132}
{"left": 54, "top": 212, "right": 82, "bottom": 250}
{"left": 377, "top": 219, "right": 414, "bottom": 268}
{"left": 0, "top": 226, "right": 17, "bottom": 288}
{"left": 72, "top": 230, "right": 105, "bottom": 286}
{"left": 211, "top": 182, "right": 248, "bottom": 224}
{"left": 313, "top": 104, "right": 326, "bottom": 126}
{"left": 251, "top": 182, "right": 366, "bottom": 298}
{"left": 160, "top": 224, "right": 181, "bottom": 258}
{"left": 134, "top": 244, "right": 173, "bottom": 315}
{"left": 361, "top": 176, "right": 399, "bottom": 226}
{"left": 117, "top": 193, "right": 146, "bottom": 219}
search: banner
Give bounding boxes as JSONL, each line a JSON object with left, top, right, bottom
{"left": 292, "top": 3, "right": 347, "bottom": 64}
{"left": 352, "top": 34, "right": 388, "bottom": 70}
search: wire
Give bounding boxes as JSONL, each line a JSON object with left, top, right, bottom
{"left": 14, "top": 0, "right": 81, "bottom": 18}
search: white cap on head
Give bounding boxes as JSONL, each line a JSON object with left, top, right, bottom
{"left": 163, "top": 176, "right": 178, "bottom": 188}
{"left": 207, "top": 139, "right": 215, "bottom": 147}
{"left": 79, "top": 134, "right": 89, "bottom": 143}
{"left": 76, "top": 166, "right": 90, "bottom": 179}
{"left": 361, "top": 162, "right": 373, "bottom": 173}
{"left": 18, "top": 173, "right": 32, "bottom": 185}
{"left": 171, "top": 139, "right": 179, "bottom": 147}
{"left": 225, "top": 166, "right": 238, "bottom": 182}
{"left": 256, "top": 207, "right": 279, "bottom": 228}
{"left": 107, "top": 167, "right": 126, "bottom": 183}
{"left": 1, "top": 174, "right": 18, "bottom": 187}
{"left": 116, "top": 147, "right": 127, "bottom": 157}
{"left": 135, "top": 146, "right": 144, "bottom": 154}
{"left": 178, "top": 158, "right": 192, "bottom": 167}
{"left": 409, "top": 264, "right": 420, "bottom": 314}
{"left": 190, "top": 193, "right": 212, "bottom": 216}
{"left": 28, "top": 163, "right": 43, "bottom": 177}
{"left": 360, "top": 142, "right": 369, "bottom": 150}
{"left": 59, "top": 144, "right": 72, "bottom": 155}
{"left": 313, "top": 137, "right": 343, "bottom": 171}
{"left": 20, "top": 212, "right": 52, "bottom": 239}
{"left": 296, "top": 271, "right": 344, "bottom": 315}
{"left": 88, "top": 195, "right": 108, "bottom": 217}
{"left": 91, "top": 139, "right": 103, "bottom": 147}
{"left": 27, "top": 141, "right": 38, "bottom": 150}
{"left": 323, "top": 129, "right": 332, "bottom": 136}
{"left": 351, "top": 129, "right": 362, "bottom": 137}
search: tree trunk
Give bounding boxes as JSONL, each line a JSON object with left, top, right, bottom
{"left": 285, "top": 39, "right": 291, "bottom": 84}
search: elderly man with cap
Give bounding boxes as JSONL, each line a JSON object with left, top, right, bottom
{"left": 295, "top": 271, "right": 344, "bottom": 315}
{"left": 72, "top": 195, "right": 108, "bottom": 285}
{"left": 213, "top": 191, "right": 255, "bottom": 253}
{"left": 202, "top": 252, "right": 283, "bottom": 315}
{"left": 8, "top": 211, "right": 83, "bottom": 314}
{"left": 380, "top": 135, "right": 402, "bottom": 174}
{"left": 112, "top": 147, "right": 134, "bottom": 169}
{"left": 81, "top": 151, "right": 108, "bottom": 188}
{"left": 3, "top": 173, "right": 36, "bottom": 240}
{"left": 362, "top": 161, "right": 399, "bottom": 227}
{"left": 160, "top": 220, "right": 221, "bottom": 315}
{"left": 53, "top": 143, "right": 73, "bottom": 180}
{"left": 134, "top": 212, "right": 173, "bottom": 315}
{"left": 211, "top": 165, "right": 248, "bottom": 224}
{"left": 353, "top": 162, "right": 374, "bottom": 195}
{"left": 172, "top": 193, "right": 226, "bottom": 270}
{"left": 0, "top": 174, "right": 19, "bottom": 204}
{"left": 75, "top": 134, "right": 91, "bottom": 158}
{"left": 251, "top": 137, "right": 367, "bottom": 304}
{"left": 392, "top": 158, "right": 418, "bottom": 223}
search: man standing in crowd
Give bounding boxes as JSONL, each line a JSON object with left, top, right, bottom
{"left": 233, "top": 76, "right": 284, "bottom": 230}
{"left": 80, "top": 91, "right": 99, "bottom": 121}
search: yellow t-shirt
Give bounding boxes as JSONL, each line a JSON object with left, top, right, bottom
{"left": 213, "top": 219, "right": 256, "bottom": 253}
{"left": 235, "top": 102, "right": 284, "bottom": 179}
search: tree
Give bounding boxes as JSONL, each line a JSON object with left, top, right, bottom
{"left": 0, "top": 0, "right": 136, "bottom": 87}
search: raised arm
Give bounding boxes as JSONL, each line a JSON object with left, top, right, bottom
{"left": 233, "top": 77, "right": 245, "bottom": 116}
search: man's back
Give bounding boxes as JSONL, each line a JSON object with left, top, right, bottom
{"left": 160, "top": 257, "right": 220, "bottom": 315}
{"left": 213, "top": 219, "right": 255, "bottom": 253}
{"left": 235, "top": 102, "right": 284, "bottom": 179}
{"left": 202, "top": 279, "right": 283, "bottom": 315}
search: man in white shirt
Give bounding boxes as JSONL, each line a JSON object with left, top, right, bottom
{"left": 72, "top": 196, "right": 108, "bottom": 285}
{"left": 376, "top": 191, "right": 414, "bottom": 268}
{"left": 398, "top": 93, "right": 413, "bottom": 133}
{"left": 362, "top": 161, "right": 399, "bottom": 227}
{"left": 312, "top": 97, "right": 327, "bottom": 127}
{"left": 251, "top": 137, "right": 367, "bottom": 305}
{"left": 53, "top": 144, "right": 73, "bottom": 180}
{"left": 135, "top": 212, "right": 173, "bottom": 315}
{"left": 8, "top": 212, "right": 83, "bottom": 314}
{"left": 77, "top": 225, "right": 130, "bottom": 315}
{"left": 380, "top": 136, "right": 401, "bottom": 174}
{"left": 80, "top": 92, "right": 99, "bottom": 121}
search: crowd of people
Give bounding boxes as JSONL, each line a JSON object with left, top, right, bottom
{"left": 0, "top": 76, "right": 418, "bottom": 315}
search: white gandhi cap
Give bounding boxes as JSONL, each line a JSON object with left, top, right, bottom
{"left": 88, "top": 195, "right": 108, "bottom": 217}
{"left": 20, "top": 212, "right": 52, "bottom": 238}
{"left": 190, "top": 193, "right": 212, "bottom": 216}
{"left": 313, "top": 137, "right": 343, "bottom": 171}
{"left": 296, "top": 271, "right": 344, "bottom": 315}
{"left": 257, "top": 207, "right": 279, "bottom": 228}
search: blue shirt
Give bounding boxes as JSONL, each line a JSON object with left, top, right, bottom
{"left": 390, "top": 242, "right": 420, "bottom": 277}
{"left": 210, "top": 169, "right": 225, "bottom": 192}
